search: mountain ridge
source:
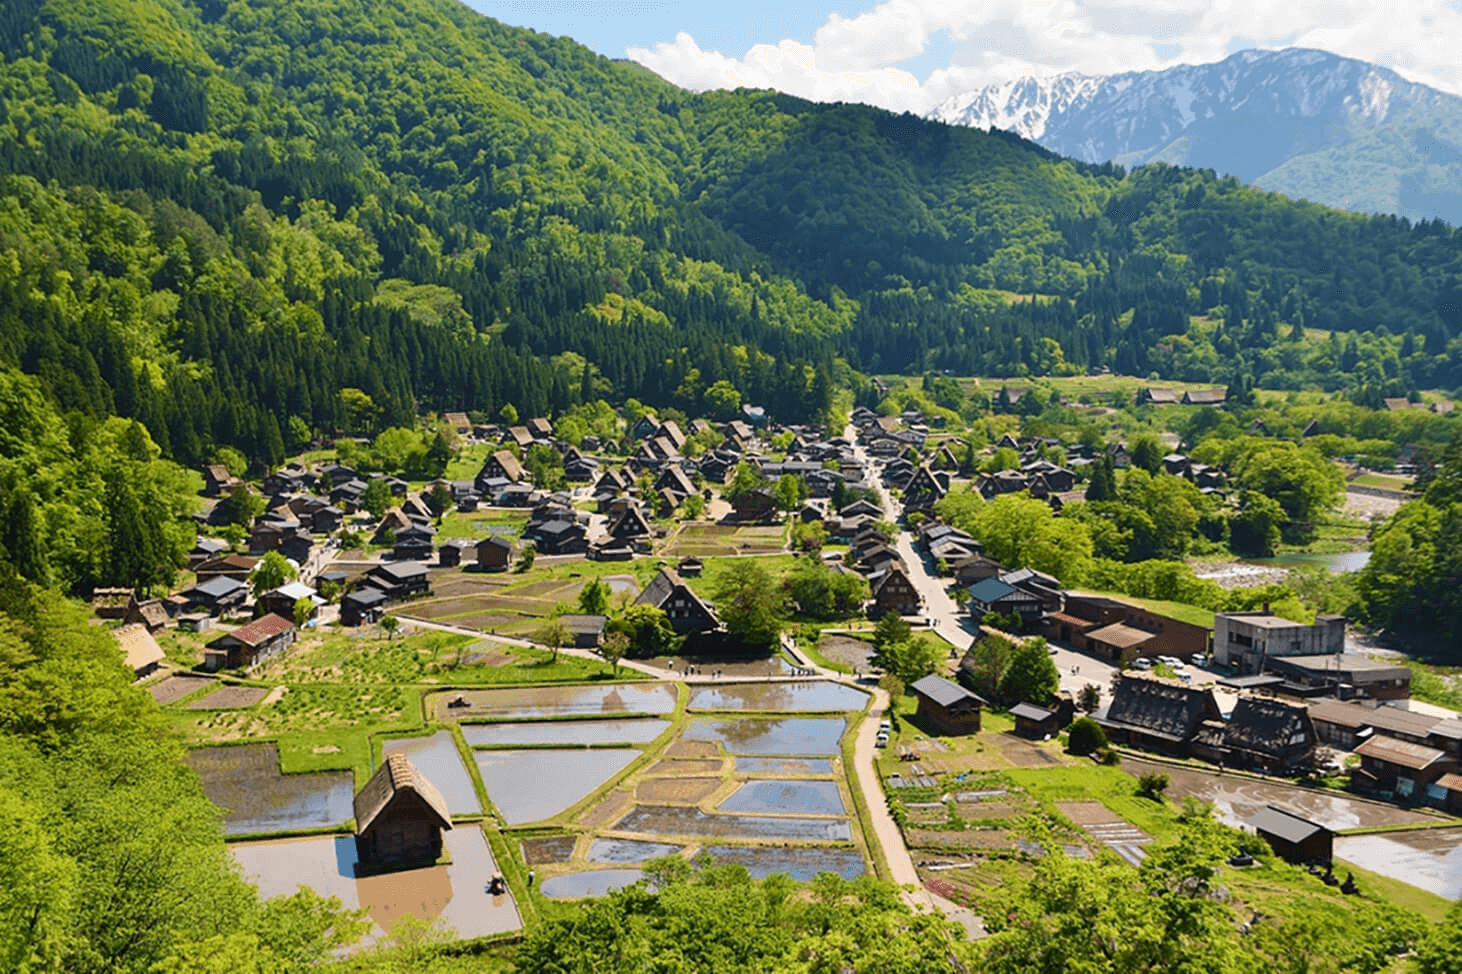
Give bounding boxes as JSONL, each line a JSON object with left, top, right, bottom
{"left": 927, "top": 48, "right": 1462, "bottom": 225}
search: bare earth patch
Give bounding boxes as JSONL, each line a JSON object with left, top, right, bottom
{"left": 186, "top": 685, "right": 270, "bottom": 710}
{"left": 521, "top": 836, "right": 577, "bottom": 865}
{"left": 646, "top": 758, "right": 724, "bottom": 776}
{"left": 665, "top": 740, "right": 721, "bottom": 758}
{"left": 580, "top": 790, "right": 633, "bottom": 828}
{"left": 150, "top": 674, "right": 215, "bottom": 706}
{"left": 636, "top": 778, "right": 721, "bottom": 803}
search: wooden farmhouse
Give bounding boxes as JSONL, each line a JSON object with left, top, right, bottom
{"left": 354, "top": 753, "right": 452, "bottom": 870}
{"left": 909, "top": 674, "right": 985, "bottom": 735}
{"left": 635, "top": 567, "right": 720, "bottom": 634}
{"left": 204, "top": 613, "right": 297, "bottom": 671}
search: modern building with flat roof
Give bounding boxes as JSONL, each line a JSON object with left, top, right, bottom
{"left": 1213, "top": 611, "right": 1345, "bottom": 672}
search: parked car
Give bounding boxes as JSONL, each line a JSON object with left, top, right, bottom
{"left": 1131, "top": 658, "right": 1153, "bottom": 671}
{"left": 1190, "top": 654, "right": 1207, "bottom": 666}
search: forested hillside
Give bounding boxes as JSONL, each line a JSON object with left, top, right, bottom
{"left": 0, "top": 0, "right": 1460, "bottom": 478}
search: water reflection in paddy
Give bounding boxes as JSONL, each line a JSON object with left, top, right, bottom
{"left": 540, "top": 869, "right": 645, "bottom": 899}
{"left": 704, "top": 845, "right": 865, "bottom": 881}
{"left": 383, "top": 732, "right": 480, "bottom": 816}
{"left": 688, "top": 681, "right": 867, "bottom": 713}
{"left": 735, "top": 757, "right": 834, "bottom": 775}
{"left": 187, "top": 744, "right": 354, "bottom": 835}
{"left": 462, "top": 719, "right": 669, "bottom": 747}
{"left": 1335, "top": 829, "right": 1462, "bottom": 899}
{"left": 475, "top": 749, "right": 638, "bottom": 824}
{"left": 586, "top": 838, "right": 683, "bottom": 863}
{"left": 719, "top": 780, "right": 845, "bottom": 816}
{"left": 615, "top": 804, "right": 853, "bottom": 840}
{"left": 682, "top": 718, "right": 846, "bottom": 756}
{"left": 447, "top": 684, "right": 676, "bottom": 719}
{"left": 231, "top": 829, "right": 521, "bottom": 946}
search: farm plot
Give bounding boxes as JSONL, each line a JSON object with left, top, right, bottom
{"left": 187, "top": 743, "right": 353, "bottom": 835}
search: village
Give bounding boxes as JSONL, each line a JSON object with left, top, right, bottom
{"left": 95, "top": 387, "right": 1462, "bottom": 950}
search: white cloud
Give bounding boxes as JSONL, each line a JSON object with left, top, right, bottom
{"left": 627, "top": 0, "right": 1462, "bottom": 113}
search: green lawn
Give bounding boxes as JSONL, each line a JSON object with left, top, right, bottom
{"left": 1079, "top": 589, "right": 1216, "bottom": 628}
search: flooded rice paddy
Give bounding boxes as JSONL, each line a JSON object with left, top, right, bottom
{"left": 735, "top": 757, "right": 834, "bottom": 775}
{"left": 704, "top": 845, "right": 865, "bottom": 881}
{"left": 540, "top": 869, "right": 645, "bottom": 899}
{"left": 682, "top": 717, "right": 847, "bottom": 756}
{"left": 440, "top": 683, "right": 676, "bottom": 719}
{"left": 586, "top": 838, "right": 684, "bottom": 863}
{"left": 461, "top": 719, "right": 670, "bottom": 746}
{"left": 382, "top": 732, "right": 480, "bottom": 816}
{"left": 1122, "top": 758, "right": 1436, "bottom": 830}
{"left": 1335, "top": 828, "right": 1462, "bottom": 900}
{"left": 719, "top": 780, "right": 846, "bottom": 816}
{"left": 614, "top": 804, "right": 853, "bottom": 841}
{"left": 232, "top": 828, "right": 521, "bottom": 946}
{"left": 187, "top": 744, "right": 353, "bottom": 835}
{"left": 687, "top": 680, "right": 868, "bottom": 712}
{"left": 474, "top": 748, "right": 638, "bottom": 824}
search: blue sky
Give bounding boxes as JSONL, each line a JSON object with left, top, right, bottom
{"left": 466, "top": 0, "right": 1462, "bottom": 113}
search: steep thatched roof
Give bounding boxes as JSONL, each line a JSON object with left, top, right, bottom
{"left": 354, "top": 753, "right": 452, "bottom": 834}
{"left": 1224, "top": 696, "right": 1315, "bottom": 757}
{"left": 1100, "top": 674, "right": 1220, "bottom": 743}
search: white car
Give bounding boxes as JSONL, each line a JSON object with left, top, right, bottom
{"left": 1131, "top": 658, "right": 1154, "bottom": 671}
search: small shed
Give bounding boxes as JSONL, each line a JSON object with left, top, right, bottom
{"left": 354, "top": 753, "right": 453, "bottom": 871}
{"left": 1010, "top": 701, "right": 1061, "bottom": 739}
{"left": 1250, "top": 805, "right": 1332, "bottom": 864}
{"left": 909, "top": 674, "right": 986, "bottom": 735}
{"left": 560, "top": 614, "right": 607, "bottom": 649}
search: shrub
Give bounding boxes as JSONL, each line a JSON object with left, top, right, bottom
{"left": 1137, "top": 771, "right": 1170, "bottom": 801}
{"left": 1067, "top": 716, "right": 1108, "bottom": 756}
{"left": 1096, "top": 747, "right": 1121, "bottom": 766}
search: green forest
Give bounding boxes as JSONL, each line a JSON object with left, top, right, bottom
{"left": 0, "top": 0, "right": 1459, "bottom": 477}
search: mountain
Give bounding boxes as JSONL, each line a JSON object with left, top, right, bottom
{"left": 0, "top": 0, "right": 1458, "bottom": 496}
{"left": 928, "top": 48, "right": 1462, "bottom": 226}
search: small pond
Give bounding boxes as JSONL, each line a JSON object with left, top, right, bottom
{"left": 682, "top": 718, "right": 846, "bottom": 756}
{"left": 448, "top": 683, "right": 677, "bottom": 719}
{"left": 718, "top": 780, "right": 845, "bottom": 816}
{"left": 462, "top": 719, "right": 669, "bottom": 747}
{"left": 586, "top": 838, "right": 684, "bottom": 864}
{"left": 383, "top": 732, "right": 480, "bottom": 816}
{"left": 688, "top": 680, "right": 868, "bottom": 713}
{"left": 614, "top": 804, "right": 853, "bottom": 841}
{"left": 475, "top": 749, "right": 638, "bottom": 824}
{"left": 703, "top": 845, "right": 865, "bottom": 881}
{"left": 735, "top": 757, "right": 835, "bottom": 775}
{"left": 540, "top": 868, "right": 645, "bottom": 899}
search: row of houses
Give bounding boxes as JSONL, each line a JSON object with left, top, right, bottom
{"left": 1093, "top": 672, "right": 1462, "bottom": 810}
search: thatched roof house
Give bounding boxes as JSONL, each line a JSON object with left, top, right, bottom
{"left": 1096, "top": 674, "right": 1221, "bottom": 756}
{"left": 1196, "top": 696, "right": 1317, "bottom": 773}
{"left": 354, "top": 753, "right": 452, "bottom": 869}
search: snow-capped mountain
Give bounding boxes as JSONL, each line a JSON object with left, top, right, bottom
{"left": 928, "top": 49, "right": 1462, "bottom": 225}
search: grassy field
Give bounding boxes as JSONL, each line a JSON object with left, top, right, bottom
{"left": 1351, "top": 472, "right": 1415, "bottom": 491}
{"left": 1077, "top": 589, "right": 1216, "bottom": 628}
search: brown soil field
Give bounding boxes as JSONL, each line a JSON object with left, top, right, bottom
{"left": 665, "top": 740, "right": 720, "bottom": 758}
{"left": 636, "top": 778, "right": 721, "bottom": 803}
{"left": 186, "top": 686, "right": 269, "bottom": 710}
{"left": 521, "top": 836, "right": 576, "bottom": 865}
{"left": 646, "top": 758, "right": 724, "bottom": 776}
{"left": 580, "top": 790, "right": 633, "bottom": 828}
{"left": 150, "top": 674, "right": 214, "bottom": 706}
{"left": 817, "top": 635, "right": 875, "bottom": 669}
